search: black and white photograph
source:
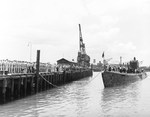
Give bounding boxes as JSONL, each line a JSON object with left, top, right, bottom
{"left": 0, "top": 0, "right": 150, "bottom": 116}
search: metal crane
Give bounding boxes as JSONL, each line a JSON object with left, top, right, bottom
{"left": 79, "top": 24, "right": 86, "bottom": 54}
{"left": 77, "top": 24, "right": 90, "bottom": 67}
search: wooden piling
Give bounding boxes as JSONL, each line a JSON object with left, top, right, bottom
{"left": 18, "top": 77, "right": 21, "bottom": 98}
{"left": 36, "top": 50, "right": 40, "bottom": 93}
{"left": 2, "top": 78, "right": 7, "bottom": 103}
{"left": 11, "top": 78, "right": 14, "bottom": 101}
{"left": 24, "top": 77, "right": 27, "bottom": 97}
{"left": 30, "top": 76, "right": 34, "bottom": 94}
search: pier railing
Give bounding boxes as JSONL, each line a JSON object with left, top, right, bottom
{"left": 0, "top": 59, "right": 52, "bottom": 75}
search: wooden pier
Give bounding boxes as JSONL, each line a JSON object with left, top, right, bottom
{"left": 0, "top": 50, "right": 93, "bottom": 104}
{"left": 0, "top": 69, "right": 92, "bottom": 104}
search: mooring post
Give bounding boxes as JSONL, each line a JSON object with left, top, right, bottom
{"left": 36, "top": 50, "right": 40, "bottom": 93}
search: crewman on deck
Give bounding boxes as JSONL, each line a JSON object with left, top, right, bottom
{"left": 108, "top": 66, "right": 112, "bottom": 71}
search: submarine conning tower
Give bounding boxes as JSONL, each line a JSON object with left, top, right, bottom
{"left": 129, "top": 57, "right": 139, "bottom": 70}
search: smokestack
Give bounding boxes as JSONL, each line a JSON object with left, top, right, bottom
{"left": 120, "top": 56, "right": 122, "bottom": 66}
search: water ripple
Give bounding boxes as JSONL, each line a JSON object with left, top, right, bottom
{"left": 0, "top": 72, "right": 150, "bottom": 117}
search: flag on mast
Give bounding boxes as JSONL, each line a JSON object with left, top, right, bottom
{"left": 102, "top": 52, "right": 104, "bottom": 58}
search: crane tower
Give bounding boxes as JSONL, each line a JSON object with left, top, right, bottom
{"left": 77, "top": 24, "right": 90, "bottom": 67}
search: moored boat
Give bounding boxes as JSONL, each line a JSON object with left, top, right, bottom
{"left": 101, "top": 57, "right": 147, "bottom": 87}
{"left": 102, "top": 71, "right": 147, "bottom": 87}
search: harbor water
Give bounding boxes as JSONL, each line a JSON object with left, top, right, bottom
{"left": 0, "top": 72, "right": 150, "bottom": 117}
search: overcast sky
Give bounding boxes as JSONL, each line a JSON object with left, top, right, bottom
{"left": 0, "top": 0, "right": 150, "bottom": 66}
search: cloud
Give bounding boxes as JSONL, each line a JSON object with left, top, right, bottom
{"left": 108, "top": 42, "right": 136, "bottom": 55}
{"left": 0, "top": 0, "right": 150, "bottom": 65}
{"left": 86, "top": 27, "right": 120, "bottom": 46}
{"left": 104, "top": 42, "right": 137, "bottom": 62}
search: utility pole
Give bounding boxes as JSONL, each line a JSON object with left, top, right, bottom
{"left": 30, "top": 43, "right": 32, "bottom": 62}
{"left": 28, "top": 42, "right": 32, "bottom": 62}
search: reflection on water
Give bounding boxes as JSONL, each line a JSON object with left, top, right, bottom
{"left": 0, "top": 72, "right": 150, "bottom": 117}
{"left": 101, "top": 82, "right": 141, "bottom": 116}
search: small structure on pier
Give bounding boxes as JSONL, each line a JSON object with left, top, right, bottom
{"left": 57, "top": 58, "right": 77, "bottom": 72}
{"left": 57, "top": 58, "right": 77, "bottom": 66}
{"left": 57, "top": 58, "right": 72, "bottom": 65}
